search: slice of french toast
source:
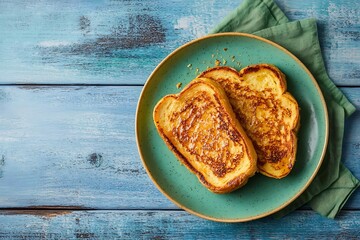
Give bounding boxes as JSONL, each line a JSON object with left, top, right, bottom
{"left": 153, "top": 77, "right": 257, "bottom": 193}
{"left": 200, "top": 64, "right": 299, "bottom": 179}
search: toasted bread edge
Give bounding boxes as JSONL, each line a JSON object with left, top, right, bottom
{"left": 243, "top": 64, "right": 299, "bottom": 179}
{"left": 153, "top": 78, "right": 257, "bottom": 193}
{"left": 201, "top": 64, "right": 300, "bottom": 179}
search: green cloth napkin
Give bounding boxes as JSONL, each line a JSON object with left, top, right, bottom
{"left": 210, "top": 0, "right": 359, "bottom": 218}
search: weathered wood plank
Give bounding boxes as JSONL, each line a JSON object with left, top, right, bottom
{"left": 0, "top": 0, "right": 238, "bottom": 85}
{"left": 277, "top": 0, "right": 360, "bottom": 86}
{"left": 340, "top": 89, "right": 360, "bottom": 210}
{"left": 0, "top": 86, "right": 359, "bottom": 210}
{"left": 0, "top": 210, "right": 359, "bottom": 239}
{"left": 0, "top": 86, "right": 173, "bottom": 209}
{"left": 0, "top": 0, "right": 358, "bottom": 85}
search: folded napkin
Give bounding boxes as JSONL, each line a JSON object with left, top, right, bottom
{"left": 210, "top": 0, "right": 359, "bottom": 218}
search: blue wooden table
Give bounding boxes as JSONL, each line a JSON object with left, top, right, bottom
{"left": 0, "top": 0, "right": 359, "bottom": 238}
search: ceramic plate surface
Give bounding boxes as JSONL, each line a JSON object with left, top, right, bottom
{"left": 136, "top": 33, "right": 328, "bottom": 222}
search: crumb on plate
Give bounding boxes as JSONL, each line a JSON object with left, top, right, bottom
{"left": 176, "top": 82, "right": 182, "bottom": 89}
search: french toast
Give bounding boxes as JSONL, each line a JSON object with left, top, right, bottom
{"left": 200, "top": 64, "right": 299, "bottom": 179}
{"left": 153, "top": 77, "right": 257, "bottom": 193}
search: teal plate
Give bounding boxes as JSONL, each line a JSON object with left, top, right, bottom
{"left": 136, "top": 33, "right": 328, "bottom": 222}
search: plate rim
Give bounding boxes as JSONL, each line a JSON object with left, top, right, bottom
{"left": 135, "top": 32, "right": 329, "bottom": 222}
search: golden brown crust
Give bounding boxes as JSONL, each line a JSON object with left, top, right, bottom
{"left": 153, "top": 78, "right": 257, "bottom": 193}
{"left": 200, "top": 64, "right": 299, "bottom": 179}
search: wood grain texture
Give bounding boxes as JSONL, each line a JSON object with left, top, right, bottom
{"left": 0, "top": 86, "right": 173, "bottom": 209}
{"left": 0, "top": 0, "right": 359, "bottom": 235}
{"left": 277, "top": 0, "right": 360, "bottom": 86}
{"left": 0, "top": 210, "right": 359, "bottom": 239}
{"left": 0, "top": 0, "right": 358, "bottom": 85}
{"left": 0, "top": 86, "right": 358, "bottom": 209}
{"left": 0, "top": 0, "right": 238, "bottom": 85}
